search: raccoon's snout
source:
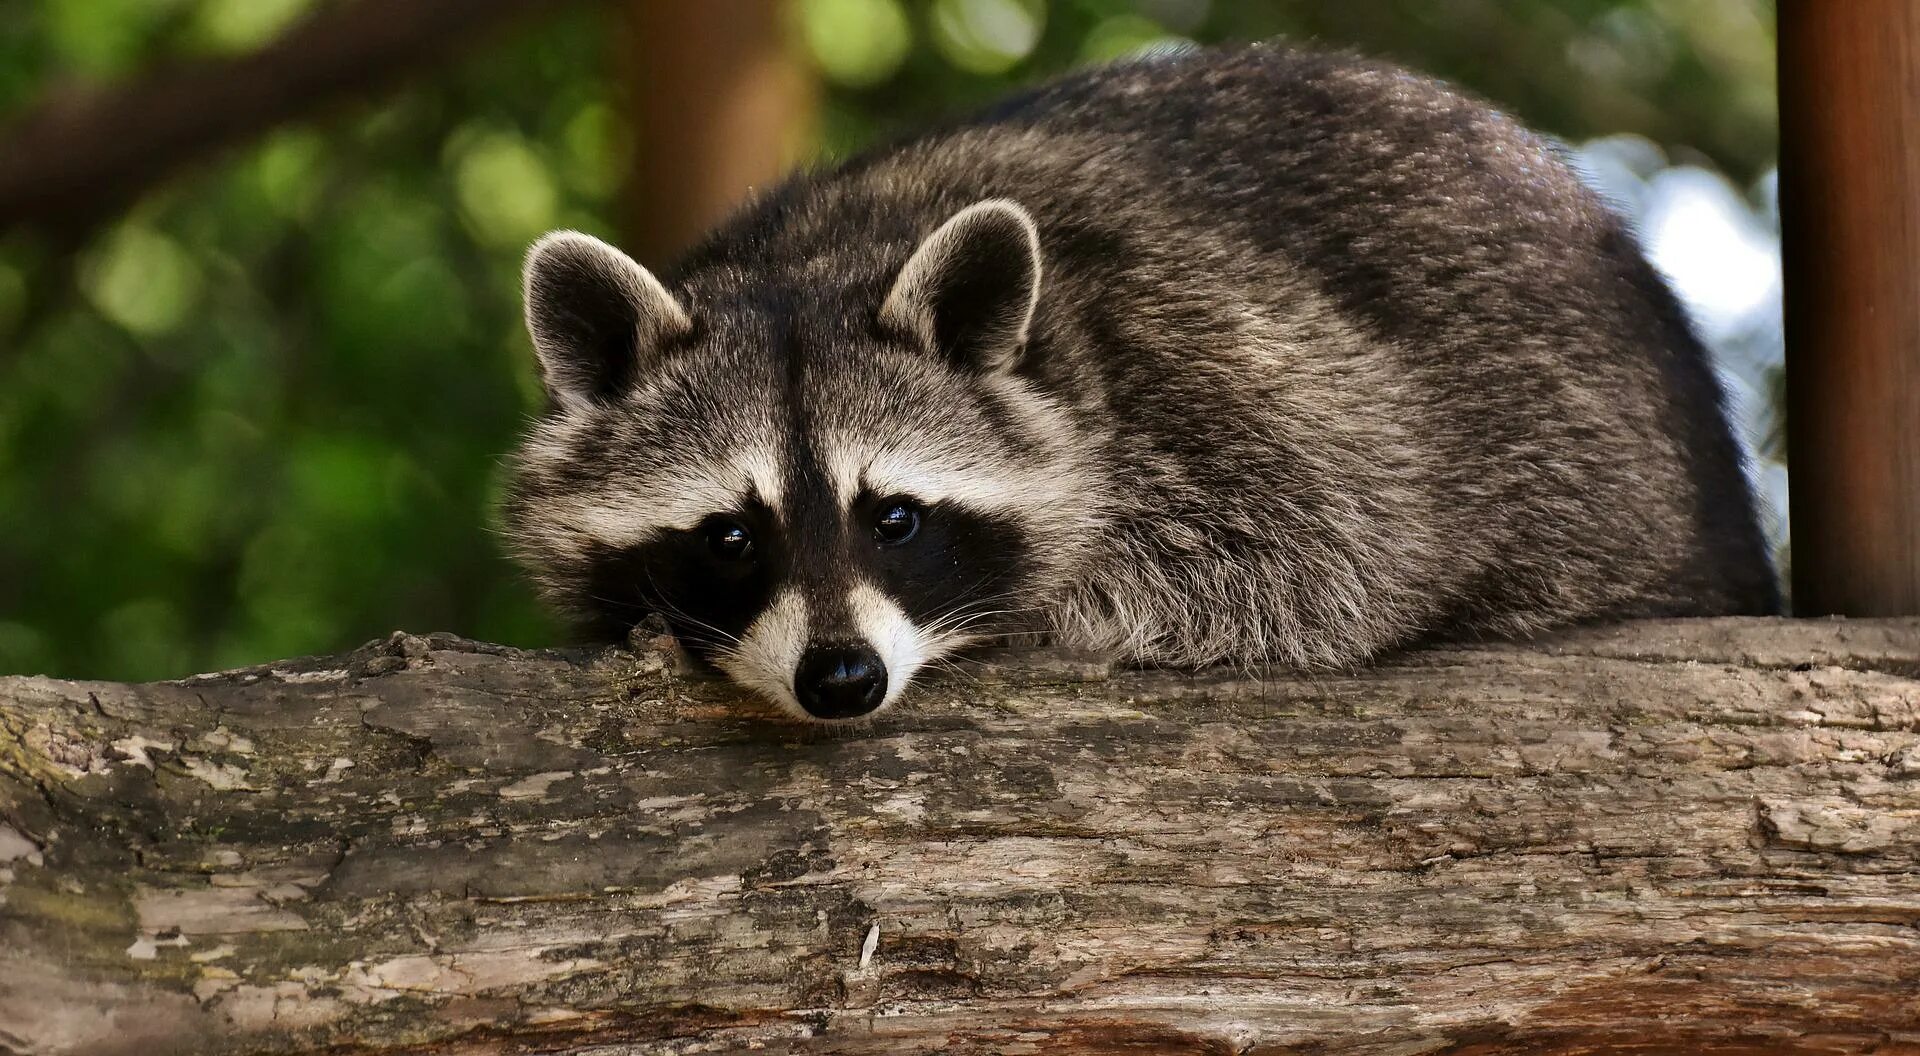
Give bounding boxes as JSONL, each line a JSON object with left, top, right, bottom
{"left": 794, "top": 644, "right": 888, "bottom": 720}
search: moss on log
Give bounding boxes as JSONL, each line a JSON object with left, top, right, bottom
{"left": 2, "top": 618, "right": 1918, "bottom": 1055}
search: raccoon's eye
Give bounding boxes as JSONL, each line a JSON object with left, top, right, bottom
{"left": 873, "top": 500, "right": 922, "bottom": 545}
{"left": 705, "top": 518, "right": 755, "bottom": 560}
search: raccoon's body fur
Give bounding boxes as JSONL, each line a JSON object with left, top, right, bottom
{"left": 505, "top": 45, "right": 1777, "bottom": 720}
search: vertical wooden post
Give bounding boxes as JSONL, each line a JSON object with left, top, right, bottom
{"left": 620, "top": 0, "right": 818, "bottom": 269}
{"left": 1779, "top": 1, "right": 1920, "bottom": 616}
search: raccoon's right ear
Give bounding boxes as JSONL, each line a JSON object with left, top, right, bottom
{"left": 522, "top": 230, "right": 691, "bottom": 412}
{"left": 881, "top": 199, "right": 1042, "bottom": 374}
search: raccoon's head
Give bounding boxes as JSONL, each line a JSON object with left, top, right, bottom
{"left": 504, "top": 200, "right": 1100, "bottom": 721}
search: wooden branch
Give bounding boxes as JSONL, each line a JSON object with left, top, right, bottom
{"left": 0, "top": 0, "right": 561, "bottom": 240}
{"left": 2, "top": 618, "right": 1918, "bottom": 1055}
{"left": 1781, "top": 0, "right": 1920, "bottom": 615}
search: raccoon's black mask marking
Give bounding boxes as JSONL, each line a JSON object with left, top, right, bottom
{"left": 851, "top": 494, "right": 1032, "bottom": 632}
{"left": 579, "top": 497, "right": 781, "bottom": 653}
{"left": 580, "top": 492, "right": 1033, "bottom": 659}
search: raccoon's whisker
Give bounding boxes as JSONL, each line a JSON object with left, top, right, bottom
{"left": 930, "top": 653, "right": 987, "bottom": 672}
{"left": 919, "top": 571, "right": 1026, "bottom": 616}
{"left": 584, "top": 588, "right": 742, "bottom": 647}
{"left": 944, "top": 627, "right": 1046, "bottom": 642}
{"left": 929, "top": 614, "right": 1036, "bottom": 637}
{"left": 926, "top": 655, "right": 988, "bottom": 691}
{"left": 917, "top": 588, "right": 1035, "bottom": 625}
{"left": 655, "top": 610, "right": 742, "bottom": 647}
{"left": 921, "top": 605, "right": 1042, "bottom": 638}
{"left": 636, "top": 570, "right": 745, "bottom": 646}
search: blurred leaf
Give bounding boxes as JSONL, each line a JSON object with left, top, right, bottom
{"left": 82, "top": 224, "right": 203, "bottom": 337}
{"left": 252, "top": 128, "right": 329, "bottom": 221}
{"left": 97, "top": 597, "right": 192, "bottom": 681}
{"left": 932, "top": 0, "right": 1045, "bottom": 74}
{"left": 559, "top": 102, "right": 632, "bottom": 199}
{"left": 451, "top": 129, "right": 560, "bottom": 248}
{"left": 1136, "top": 0, "right": 1211, "bottom": 34}
{"left": 42, "top": 0, "right": 181, "bottom": 77}
{"left": 286, "top": 433, "right": 392, "bottom": 526}
{"left": 0, "top": 622, "right": 53, "bottom": 678}
{"left": 801, "top": 0, "right": 913, "bottom": 87}
{"left": 188, "top": 0, "right": 315, "bottom": 53}
{"left": 236, "top": 519, "right": 342, "bottom": 658}
{"left": 0, "top": 258, "right": 24, "bottom": 336}
{"left": 1079, "top": 14, "right": 1181, "bottom": 63}
{"left": 21, "top": 310, "right": 134, "bottom": 418}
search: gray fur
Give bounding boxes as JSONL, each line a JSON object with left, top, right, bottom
{"left": 503, "top": 45, "right": 1777, "bottom": 712}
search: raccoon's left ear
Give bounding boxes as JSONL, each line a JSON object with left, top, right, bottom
{"left": 881, "top": 199, "right": 1042, "bottom": 374}
{"left": 523, "top": 230, "right": 692, "bottom": 412}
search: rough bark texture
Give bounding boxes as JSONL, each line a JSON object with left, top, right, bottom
{"left": 2, "top": 618, "right": 1918, "bottom": 1055}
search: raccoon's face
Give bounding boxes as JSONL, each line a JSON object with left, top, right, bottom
{"left": 505, "top": 201, "right": 1099, "bottom": 721}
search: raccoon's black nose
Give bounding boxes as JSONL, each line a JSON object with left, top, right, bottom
{"left": 794, "top": 645, "right": 887, "bottom": 719}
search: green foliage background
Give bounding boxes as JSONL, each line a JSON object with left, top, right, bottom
{"left": 0, "top": 0, "right": 1776, "bottom": 680}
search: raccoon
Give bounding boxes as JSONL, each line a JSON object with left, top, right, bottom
{"left": 503, "top": 45, "right": 1778, "bottom": 721}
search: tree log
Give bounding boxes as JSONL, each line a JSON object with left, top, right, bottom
{"left": 2, "top": 618, "right": 1918, "bottom": 1055}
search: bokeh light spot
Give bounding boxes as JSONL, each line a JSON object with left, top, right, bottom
{"left": 802, "top": 0, "right": 913, "bottom": 88}
{"left": 931, "top": 0, "right": 1043, "bottom": 75}
{"left": 254, "top": 128, "right": 328, "bottom": 220}
{"left": 191, "top": 0, "right": 315, "bottom": 53}
{"left": 83, "top": 225, "right": 204, "bottom": 337}
{"left": 451, "top": 130, "right": 560, "bottom": 248}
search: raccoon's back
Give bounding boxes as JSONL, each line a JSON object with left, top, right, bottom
{"left": 973, "top": 47, "right": 1773, "bottom": 620}
{"left": 683, "top": 46, "right": 1780, "bottom": 656}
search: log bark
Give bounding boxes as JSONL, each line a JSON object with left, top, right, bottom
{"left": 2, "top": 618, "right": 1918, "bottom": 1055}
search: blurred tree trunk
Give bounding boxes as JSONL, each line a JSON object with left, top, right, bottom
{"left": 620, "top": 0, "right": 818, "bottom": 268}
{"left": 3, "top": 619, "right": 1919, "bottom": 1054}
{"left": 1781, "top": 0, "right": 1920, "bottom": 616}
